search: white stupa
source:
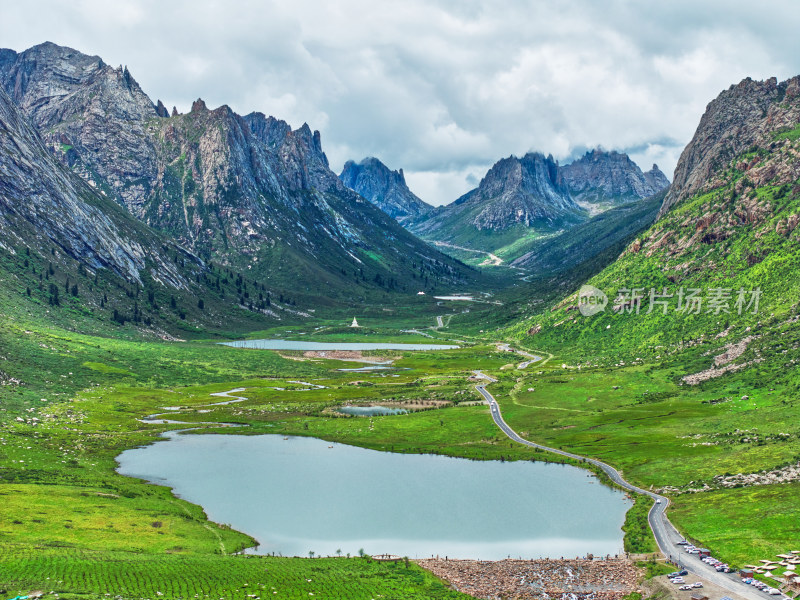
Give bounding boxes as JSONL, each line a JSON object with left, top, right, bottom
{"left": 350, "top": 316, "right": 359, "bottom": 328}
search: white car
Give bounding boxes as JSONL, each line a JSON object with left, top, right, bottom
{"left": 767, "top": 589, "right": 782, "bottom": 596}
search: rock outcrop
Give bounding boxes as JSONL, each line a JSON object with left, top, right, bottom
{"left": 660, "top": 75, "right": 800, "bottom": 217}
{"left": 0, "top": 84, "right": 188, "bottom": 287}
{"left": 0, "top": 42, "right": 160, "bottom": 214}
{"left": 339, "top": 157, "right": 431, "bottom": 220}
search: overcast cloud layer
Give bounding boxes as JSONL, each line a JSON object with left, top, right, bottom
{"left": 2, "top": 0, "right": 799, "bottom": 205}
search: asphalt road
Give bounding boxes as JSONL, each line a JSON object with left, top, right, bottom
{"left": 473, "top": 369, "right": 772, "bottom": 600}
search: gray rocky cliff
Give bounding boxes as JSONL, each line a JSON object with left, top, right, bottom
{"left": 0, "top": 84, "right": 189, "bottom": 288}
{"left": 660, "top": 75, "right": 800, "bottom": 217}
{"left": 0, "top": 42, "right": 160, "bottom": 215}
{"left": 339, "top": 157, "right": 431, "bottom": 220}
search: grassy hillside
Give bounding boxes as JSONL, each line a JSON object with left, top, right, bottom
{"left": 509, "top": 193, "right": 663, "bottom": 270}
{"left": 486, "top": 136, "right": 800, "bottom": 568}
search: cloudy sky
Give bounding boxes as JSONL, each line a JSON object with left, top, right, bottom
{"left": 3, "top": 0, "right": 799, "bottom": 205}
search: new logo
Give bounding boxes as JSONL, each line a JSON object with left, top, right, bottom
{"left": 578, "top": 285, "right": 608, "bottom": 316}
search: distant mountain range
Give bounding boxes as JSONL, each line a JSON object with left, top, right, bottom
{"left": 0, "top": 42, "right": 477, "bottom": 307}
{"left": 340, "top": 148, "right": 670, "bottom": 261}
{"left": 0, "top": 40, "right": 687, "bottom": 333}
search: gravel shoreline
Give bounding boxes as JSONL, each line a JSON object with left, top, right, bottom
{"left": 417, "top": 557, "right": 642, "bottom": 600}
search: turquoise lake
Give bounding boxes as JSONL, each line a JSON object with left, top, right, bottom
{"left": 117, "top": 433, "right": 631, "bottom": 560}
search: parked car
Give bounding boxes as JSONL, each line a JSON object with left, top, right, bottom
{"left": 677, "top": 540, "right": 689, "bottom": 545}
{"left": 680, "top": 585, "right": 694, "bottom": 591}
{"left": 679, "top": 570, "right": 688, "bottom": 576}
{"left": 693, "top": 583, "right": 703, "bottom": 588}
{"left": 767, "top": 589, "right": 782, "bottom": 596}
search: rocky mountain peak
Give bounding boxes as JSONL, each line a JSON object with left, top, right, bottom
{"left": 243, "top": 112, "right": 292, "bottom": 148}
{"left": 0, "top": 42, "right": 159, "bottom": 211}
{"left": 155, "top": 99, "right": 169, "bottom": 118}
{"left": 455, "top": 152, "right": 581, "bottom": 230}
{"left": 339, "top": 156, "right": 430, "bottom": 220}
{"left": 660, "top": 74, "right": 800, "bottom": 217}
{"left": 191, "top": 98, "right": 207, "bottom": 112}
{"left": 644, "top": 164, "right": 670, "bottom": 191}
{"left": 560, "top": 148, "right": 670, "bottom": 207}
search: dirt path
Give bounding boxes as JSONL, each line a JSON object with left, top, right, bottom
{"left": 432, "top": 241, "right": 504, "bottom": 266}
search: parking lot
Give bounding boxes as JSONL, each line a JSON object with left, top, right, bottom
{"left": 654, "top": 542, "right": 792, "bottom": 600}
{"left": 647, "top": 573, "right": 746, "bottom": 600}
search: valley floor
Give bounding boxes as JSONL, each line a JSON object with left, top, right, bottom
{"left": 1, "top": 312, "right": 799, "bottom": 600}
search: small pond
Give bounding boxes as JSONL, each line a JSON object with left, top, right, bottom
{"left": 336, "top": 406, "right": 408, "bottom": 416}
{"left": 221, "top": 340, "right": 459, "bottom": 351}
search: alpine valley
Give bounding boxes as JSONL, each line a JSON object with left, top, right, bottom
{"left": 1, "top": 40, "right": 800, "bottom": 600}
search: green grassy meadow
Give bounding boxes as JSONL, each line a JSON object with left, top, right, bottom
{"left": 3, "top": 308, "right": 799, "bottom": 596}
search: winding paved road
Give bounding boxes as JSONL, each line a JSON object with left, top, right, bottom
{"left": 473, "top": 368, "right": 770, "bottom": 600}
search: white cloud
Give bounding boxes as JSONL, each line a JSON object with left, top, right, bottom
{"left": 1, "top": 0, "right": 799, "bottom": 205}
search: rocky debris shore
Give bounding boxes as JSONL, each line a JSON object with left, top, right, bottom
{"left": 660, "top": 460, "right": 800, "bottom": 494}
{"left": 417, "top": 557, "right": 641, "bottom": 600}
{"left": 301, "top": 350, "right": 393, "bottom": 363}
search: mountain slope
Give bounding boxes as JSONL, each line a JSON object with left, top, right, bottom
{"left": 517, "top": 75, "right": 800, "bottom": 363}
{"left": 0, "top": 42, "right": 477, "bottom": 296}
{"left": 339, "top": 157, "right": 431, "bottom": 220}
{"left": 560, "top": 149, "right": 669, "bottom": 209}
{"left": 660, "top": 76, "right": 800, "bottom": 217}
{"left": 510, "top": 190, "right": 664, "bottom": 273}
{"left": 0, "top": 84, "right": 185, "bottom": 286}
{"left": 0, "top": 82, "right": 253, "bottom": 334}
{"left": 497, "top": 77, "right": 800, "bottom": 570}
{"left": 0, "top": 42, "right": 161, "bottom": 214}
